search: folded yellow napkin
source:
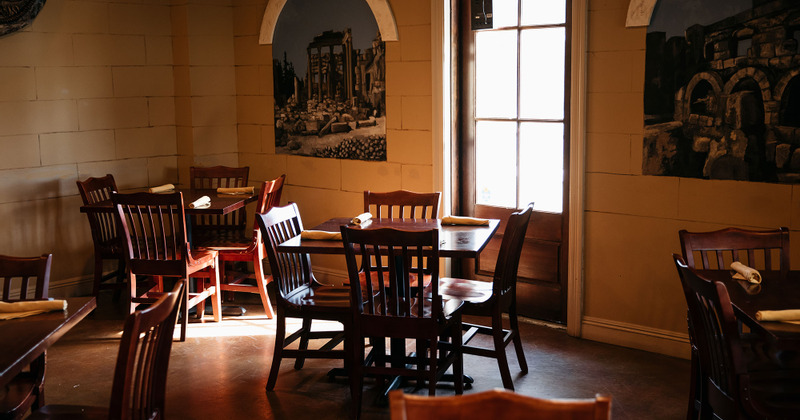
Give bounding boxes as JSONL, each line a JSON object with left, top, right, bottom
{"left": 300, "top": 230, "right": 342, "bottom": 241}
{"left": 441, "top": 215, "right": 490, "bottom": 226}
{"left": 731, "top": 261, "right": 761, "bottom": 284}
{"left": 351, "top": 212, "right": 373, "bottom": 226}
{"left": 217, "top": 186, "right": 254, "bottom": 195}
{"left": 189, "top": 195, "right": 211, "bottom": 209}
{"left": 755, "top": 309, "right": 800, "bottom": 323}
{"left": 148, "top": 184, "right": 175, "bottom": 193}
{"left": 0, "top": 299, "right": 67, "bottom": 320}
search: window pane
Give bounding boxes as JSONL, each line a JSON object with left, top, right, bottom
{"left": 519, "top": 122, "right": 563, "bottom": 213}
{"left": 491, "top": 0, "right": 519, "bottom": 28}
{"left": 475, "top": 30, "right": 518, "bottom": 118}
{"left": 519, "top": 27, "right": 565, "bottom": 120}
{"left": 476, "top": 121, "right": 517, "bottom": 207}
{"left": 521, "top": 0, "right": 566, "bottom": 26}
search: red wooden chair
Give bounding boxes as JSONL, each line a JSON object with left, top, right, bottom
{"left": 76, "top": 174, "right": 126, "bottom": 300}
{"left": 194, "top": 175, "right": 285, "bottom": 318}
{"left": 256, "top": 203, "right": 351, "bottom": 391}
{"left": 29, "top": 282, "right": 183, "bottom": 420}
{"left": 112, "top": 191, "right": 221, "bottom": 341}
{"left": 389, "top": 389, "right": 611, "bottom": 420}
{"left": 0, "top": 254, "right": 52, "bottom": 420}
{"left": 438, "top": 203, "right": 533, "bottom": 390}
{"left": 341, "top": 226, "right": 464, "bottom": 419}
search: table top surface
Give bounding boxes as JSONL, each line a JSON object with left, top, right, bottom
{"left": 696, "top": 269, "right": 800, "bottom": 338}
{"left": 0, "top": 296, "right": 96, "bottom": 388}
{"left": 79, "top": 188, "right": 257, "bottom": 215}
{"left": 278, "top": 217, "right": 500, "bottom": 259}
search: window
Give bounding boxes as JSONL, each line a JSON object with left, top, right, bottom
{"left": 473, "top": 0, "right": 567, "bottom": 213}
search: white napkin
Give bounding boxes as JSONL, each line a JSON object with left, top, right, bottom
{"left": 0, "top": 299, "right": 67, "bottom": 320}
{"left": 189, "top": 195, "right": 211, "bottom": 209}
{"left": 755, "top": 309, "right": 800, "bottom": 324}
{"left": 352, "top": 212, "right": 373, "bottom": 226}
{"left": 300, "top": 230, "right": 342, "bottom": 240}
{"left": 148, "top": 184, "right": 175, "bottom": 193}
{"left": 731, "top": 261, "right": 761, "bottom": 284}
{"left": 441, "top": 215, "right": 490, "bottom": 226}
{"left": 217, "top": 186, "right": 254, "bottom": 195}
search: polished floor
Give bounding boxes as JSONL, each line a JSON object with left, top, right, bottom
{"left": 38, "top": 292, "right": 690, "bottom": 419}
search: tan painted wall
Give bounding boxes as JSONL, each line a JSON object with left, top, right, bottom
{"left": 582, "top": 0, "right": 799, "bottom": 356}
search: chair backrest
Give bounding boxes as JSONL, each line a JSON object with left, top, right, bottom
{"left": 363, "top": 190, "right": 441, "bottom": 219}
{"left": 247, "top": 174, "right": 286, "bottom": 247}
{"left": 190, "top": 166, "right": 250, "bottom": 235}
{"left": 112, "top": 192, "right": 190, "bottom": 277}
{"left": 109, "top": 281, "right": 183, "bottom": 420}
{"left": 77, "top": 174, "right": 121, "bottom": 254}
{"left": 0, "top": 254, "right": 52, "bottom": 301}
{"left": 341, "top": 226, "right": 441, "bottom": 326}
{"left": 672, "top": 254, "right": 746, "bottom": 420}
{"left": 256, "top": 203, "right": 313, "bottom": 299}
{"left": 492, "top": 203, "right": 534, "bottom": 296}
{"left": 679, "top": 227, "right": 789, "bottom": 275}
{"left": 389, "top": 389, "right": 612, "bottom": 420}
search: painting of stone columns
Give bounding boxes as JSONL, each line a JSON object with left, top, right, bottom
{"left": 272, "top": 0, "right": 386, "bottom": 161}
{"left": 643, "top": 0, "right": 800, "bottom": 182}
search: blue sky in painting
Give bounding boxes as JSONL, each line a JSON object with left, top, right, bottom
{"left": 272, "top": 0, "right": 379, "bottom": 76}
{"left": 649, "top": 0, "right": 752, "bottom": 38}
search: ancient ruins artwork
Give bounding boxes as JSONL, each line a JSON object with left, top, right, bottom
{"left": 643, "top": 0, "right": 800, "bottom": 182}
{"left": 272, "top": 0, "right": 386, "bottom": 161}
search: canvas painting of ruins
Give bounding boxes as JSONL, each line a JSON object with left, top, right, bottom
{"left": 643, "top": 0, "right": 800, "bottom": 183}
{"left": 272, "top": 0, "right": 386, "bottom": 161}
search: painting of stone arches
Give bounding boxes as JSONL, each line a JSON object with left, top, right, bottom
{"left": 271, "top": 0, "right": 386, "bottom": 161}
{"left": 643, "top": 0, "right": 800, "bottom": 182}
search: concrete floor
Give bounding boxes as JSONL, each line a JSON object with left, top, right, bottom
{"left": 37, "top": 293, "right": 691, "bottom": 419}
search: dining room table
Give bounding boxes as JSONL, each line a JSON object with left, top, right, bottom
{"left": 696, "top": 269, "right": 800, "bottom": 341}
{"left": 79, "top": 188, "right": 258, "bottom": 217}
{"left": 277, "top": 215, "right": 501, "bottom": 395}
{"left": 0, "top": 296, "right": 97, "bottom": 389}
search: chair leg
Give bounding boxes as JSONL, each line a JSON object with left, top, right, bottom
{"left": 253, "top": 255, "right": 275, "bottom": 319}
{"left": 266, "top": 310, "right": 286, "bottom": 391}
{"left": 492, "top": 310, "right": 514, "bottom": 390}
{"left": 349, "top": 334, "right": 364, "bottom": 420}
{"left": 427, "top": 338, "right": 438, "bottom": 396}
{"left": 294, "top": 317, "right": 312, "bottom": 370}
{"left": 195, "top": 277, "right": 206, "bottom": 320}
{"left": 92, "top": 254, "right": 103, "bottom": 297}
{"left": 210, "top": 266, "right": 222, "bottom": 322}
{"left": 452, "top": 320, "right": 464, "bottom": 395}
{"left": 128, "top": 273, "right": 138, "bottom": 315}
{"left": 112, "top": 258, "right": 125, "bottom": 303}
{"left": 180, "top": 279, "right": 189, "bottom": 342}
{"left": 509, "top": 305, "right": 528, "bottom": 374}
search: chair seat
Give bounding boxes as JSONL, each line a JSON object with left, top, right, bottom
{"left": 192, "top": 231, "right": 251, "bottom": 250}
{"left": 28, "top": 404, "right": 107, "bottom": 419}
{"left": 438, "top": 277, "right": 493, "bottom": 304}
{"left": 0, "top": 372, "right": 36, "bottom": 414}
{"left": 188, "top": 248, "right": 217, "bottom": 270}
{"left": 284, "top": 285, "right": 351, "bottom": 309}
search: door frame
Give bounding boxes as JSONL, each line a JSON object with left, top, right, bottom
{"left": 432, "top": 0, "right": 587, "bottom": 336}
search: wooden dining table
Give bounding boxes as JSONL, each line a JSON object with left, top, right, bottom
{"left": 278, "top": 217, "right": 501, "bottom": 258}
{"left": 0, "top": 296, "right": 96, "bottom": 389}
{"left": 79, "top": 188, "right": 258, "bottom": 216}
{"left": 696, "top": 269, "right": 800, "bottom": 340}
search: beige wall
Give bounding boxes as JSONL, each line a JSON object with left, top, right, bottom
{"left": 581, "top": 0, "right": 799, "bottom": 357}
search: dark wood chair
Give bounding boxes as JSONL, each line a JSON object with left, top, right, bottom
{"left": 341, "top": 226, "right": 464, "bottom": 419}
{"left": 673, "top": 254, "right": 800, "bottom": 420}
{"left": 76, "top": 174, "right": 126, "bottom": 300}
{"left": 256, "top": 203, "right": 351, "bottom": 391}
{"left": 28, "top": 282, "right": 183, "bottom": 420}
{"left": 194, "top": 175, "right": 285, "bottom": 318}
{"left": 0, "top": 254, "right": 52, "bottom": 420}
{"left": 389, "top": 389, "right": 612, "bottom": 420}
{"left": 189, "top": 166, "right": 250, "bottom": 240}
{"left": 678, "top": 226, "right": 790, "bottom": 418}
{"left": 438, "top": 203, "right": 533, "bottom": 390}
{"left": 679, "top": 227, "right": 790, "bottom": 275}
{"left": 363, "top": 190, "right": 441, "bottom": 219}
{"left": 112, "top": 191, "right": 221, "bottom": 342}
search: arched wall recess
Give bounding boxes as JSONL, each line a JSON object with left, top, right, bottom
{"left": 626, "top": 0, "right": 658, "bottom": 27}
{"left": 259, "top": 0, "right": 399, "bottom": 44}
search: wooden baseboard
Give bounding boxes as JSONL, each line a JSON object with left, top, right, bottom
{"left": 581, "top": 316, "right": 691, "bottom": 359}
